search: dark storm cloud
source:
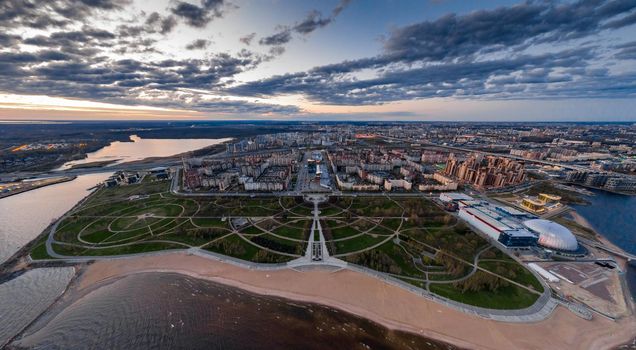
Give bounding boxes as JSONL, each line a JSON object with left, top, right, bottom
{"left": 185, "top": 39, "right": 211, "bottom": 50}
{"left": 170, "top": 0, "right": 228, "bottom": 28}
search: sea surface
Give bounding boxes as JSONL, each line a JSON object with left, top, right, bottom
{"left": 571, "top": 189, "right": 636, "bottom": 298}
{"left": 9, "top": 272, "right": 455, "bottom": 350}
{"left": 59, "top": 135, "right": 231, "bottom": 169}
{"left": 0, "top": 267, "right": 75, "bottom": 347}
{"left": 0, "top": 173, "right": 110, "bottom": 264}
{"left": 571, "top": 190, "right": 636, "bottom": 255}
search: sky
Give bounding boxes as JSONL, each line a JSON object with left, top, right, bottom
{"left": 1, "top": 0, "right": 636, "bottom": 121}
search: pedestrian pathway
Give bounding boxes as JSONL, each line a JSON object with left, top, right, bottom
{"left": 288, "top": 195, "right": 347, "bottom": 269}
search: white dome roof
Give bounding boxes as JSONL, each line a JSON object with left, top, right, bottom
{"left": 523, "top": 219, "right": 578, "bottom": 251}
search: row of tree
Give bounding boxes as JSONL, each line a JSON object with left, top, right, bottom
{"left": 346, "top": 250, "right": 403, "bottom": 275}
{"left": 454, "top": 271, "right": 509, "bottom": 293}
{"left": 435, "top": 250, "right": 468, "bottom": 277}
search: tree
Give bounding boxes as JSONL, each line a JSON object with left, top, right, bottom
{"left": 454, "top": 271, "right": 509, "bottom": 293}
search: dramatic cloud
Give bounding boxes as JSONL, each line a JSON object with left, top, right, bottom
{"left": 239, "top": 32, "right": 256, "bottom": 45}
{"left": 170, "top": 0, "right": 228, "bottom": 28}
{"left": 155, "top": 97, "right": 300, "bottom": 114}
{"left": 0, "top": 45, "right": 269, "bottom": 109}
{"left": 118, "top": 12, "right": 177, "bottom": 36}
{"left": 382, "top": 0, "right": 636, "bottom": 63}
{"left": 332, "top": 0, "right": 352, "bottom": 17}
{"left": 235, "top": 0, "right": 636, "bottom": 106}
{"left": 615, "top": 41, "right": 636, "bottom": 59}
{"left": 185, "top": 39, "right": 211, "bottom": 50}
{"left": 22, "top": 26, "right": 118, "bottom": 57}
{"left": 603, "top": 8, "right": 636, "bottom": 29}
{"left": 1, "top": 0, "right": 636, "bottom": 118}
{"left": 293, "top": 10, "right": 332, "bottom": 35}
{"left": 155, "top": 14, "right": 178, "bottom": 34}
{"left": 229, "top": 48, "right": 598, "bottom": 104}
{"left": 0, "top": 0, "right": 130, "bottom": 29}
{"left": 259, "top": 0, "right": 352, "bottom": 46}
{"left": 259, "top": 29, "right": 292, "bottom": 46}
{"left": 0, "top": 33, "right": 21, "bottom": 48}
{"left": 268, "top": 46, "right": 286, "bottom": 57}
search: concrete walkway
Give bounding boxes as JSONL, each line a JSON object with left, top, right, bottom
{"left": 288, "top": 195, "right": 347, "bottom": 269}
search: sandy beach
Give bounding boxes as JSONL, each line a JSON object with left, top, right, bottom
{"left": 75, "top": 252, "right": 636, "bottom": 350}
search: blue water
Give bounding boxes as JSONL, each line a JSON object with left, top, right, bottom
{"left": 572, "top": 190, "right": 636, "bottom": 255}
{"left": 572, "top": 189, "right": 636, "bottom": 298}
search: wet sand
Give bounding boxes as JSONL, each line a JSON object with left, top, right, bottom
{"left": 78, "top": 252, "right": 636, "bottom": 350}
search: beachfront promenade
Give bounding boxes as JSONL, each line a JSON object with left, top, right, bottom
{"left": 40, "top": 242, "right": 558, "bottom": 323}
{"left": 43, "top": 214, "right": 558, "bottom": 325}
{"left": 33, "top": 173, "right": 565, "bottom": 324}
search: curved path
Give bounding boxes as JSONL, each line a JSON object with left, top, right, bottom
{"left": 43, "top": 184, "right": 556, "bottom": 323}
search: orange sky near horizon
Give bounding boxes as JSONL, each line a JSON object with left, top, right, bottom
{"left": 2, "top": 93, "right": 636, "bottom": 122}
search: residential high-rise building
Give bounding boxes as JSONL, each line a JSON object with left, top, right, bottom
{"left": 443, "top": 153, "right": 526, "bottom": 189}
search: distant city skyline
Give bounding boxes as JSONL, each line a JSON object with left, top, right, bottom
{"left": 1, "top": 0, "right": 636, "bottom": 121}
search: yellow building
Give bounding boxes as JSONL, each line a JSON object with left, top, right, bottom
{"left": 521, "top": 198, "right": 546, "bottom": 214}
{"left": 538, "top": 193, "right": 561, "bottom": 204}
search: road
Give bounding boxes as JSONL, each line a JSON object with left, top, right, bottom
{"left": 578, "top": 236, "right": 636, "bottom": 261}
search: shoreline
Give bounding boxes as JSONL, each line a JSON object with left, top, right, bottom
{"left": 570, "top": 209, "right": 635, "bottom": 268}
{"left": 0, "top": 176, "right": 76, "bottom": 200}
{"left": 66, "top": 159, "right": 121, "bottom": 170}
{"left": 66, "top": 252, "right": 636, "bottom": 350}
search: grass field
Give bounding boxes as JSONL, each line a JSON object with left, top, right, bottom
{"left": 30, "top": 177, "right": 544, "bottom": 310}
{"left": 430, "top": 276, "right": 539, "bottom": 310}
